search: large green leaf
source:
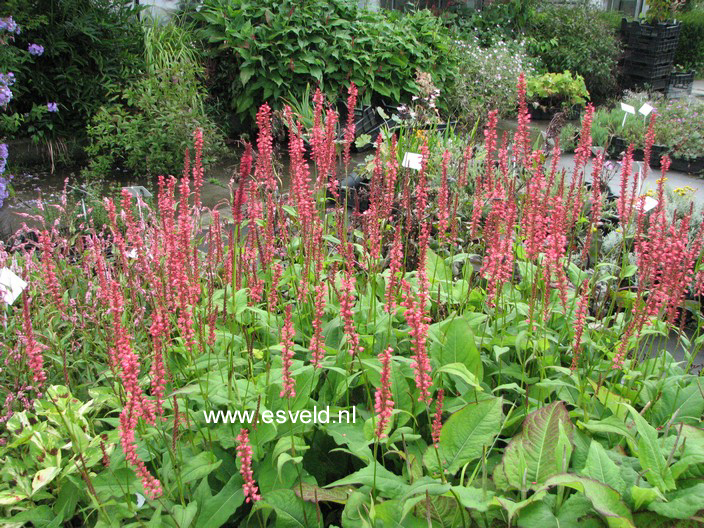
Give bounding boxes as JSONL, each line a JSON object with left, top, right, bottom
{"left": 254, "top": 489, "right": 321, "bottom": 528}
{"left": 541, "top": 474, "right": 635, "bottom": 528}
{"left": 324, "top": 462, "right": 408, "bottom": 499}
{"left": 651, "top": 381, "right": 704, "bottom": 427}
{"left": 582, "top": 442, "right": 626, "bottom": 494}
{"left": 498, "top": 401, "right": 574, "bottom": 489}
{"left": 431, "top": 316, "right": 483, "bottom": 381}
{"left": 426, "top": 397, "right": 503, "bottom": 475}
{"left": 623, "top": 404, "right": 675, "bottom": 492}
{"left": 426, "top": 247, "right": 453, "bottom": 283}
{"left": 194, "top": 474, "right": 244, "bottom": 528}
{"left": 647, "top": 483, "right": 704, "bottom": 519}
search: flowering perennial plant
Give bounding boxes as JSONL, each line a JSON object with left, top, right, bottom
{"left": 1, "top": 77, "right": 703, "bottom": 527}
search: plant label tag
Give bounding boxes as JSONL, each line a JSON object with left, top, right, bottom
{"left": 402, "top": 152, "right": 423, "bottom": 170}
{"left": 620, "top": 103, "right": 636, "bottom": 114}
{"left": 127, "top": 249, "right": 138, "bottom": 259}
{"left": 0, "top": 267, "right": 28, "bottom": 305}
{"left": 639, "top": 103, "right": 654, "bottom": 116}
{"left": 123, "top": 186, "right": 152, "bottom": 198}
{"left": 643, "top": 196, "right": 658, "bottom": 212}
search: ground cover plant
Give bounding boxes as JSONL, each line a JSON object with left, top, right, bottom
{"left": 1, "top": 77, "right": 704, "bottom": 527}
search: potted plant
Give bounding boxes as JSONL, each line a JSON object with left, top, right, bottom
{"left": 525, "top": 71, "right": 589, "bottom": 121}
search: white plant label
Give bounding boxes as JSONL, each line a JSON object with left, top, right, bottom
{"left": 643, "top": 196, "right": 658, "bottom": 212}
{"left": 621, "top": 103, "right": 636, "bottom": 127}
{"left": 639, "top": 103, "right": 654, "bottom": 116}
{"left": 123, "top": 186, "right": 152, "bottom": 198}
{"left": 620, "top": 103, "right": 636, "bottom": 114}
{"left": 0, "top": 267, "right": 28, "bottom": 305}
{"left": 402, "top": 152, "right": 423, "bottom": 171}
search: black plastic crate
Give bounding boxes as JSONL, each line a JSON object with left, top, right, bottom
{"left": 354, "top": 106, "right": 381, "bottom": 136}
{"left": 621, "top": 19, "right": 681, "bottom": 40}
{"left": 626, "top": 34, "right": 680, "bottom": 53}
{"left": 625, "top": 49, "right": 676, "bottom": 66}
{"left": 622, "top": 74, "right": 670, "bottom": 92}
{"left": 623, "top": 60, "right": 674, "bottom": 80}
{"left": 669, "top": 71, "right": 694, "bottom": 89}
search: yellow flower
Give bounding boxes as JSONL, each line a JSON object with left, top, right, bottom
{"left": 656, "top": 177, "right": 668, "bottom": 185}
{"left": 645, "top": 189, "right": 655, "bottom": 197}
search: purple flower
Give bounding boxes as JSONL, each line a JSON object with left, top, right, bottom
{"left": 0, "top": 143, "right": 11, "bottom": 208}
{"left": 0, "top": 176, "right": 10, "bottom": 209}
{"left": 0, "top": 17, "right": 20, "bottom": 35}
{"left": 0, "top": 72, "right": 16, "bottom": 106}
{"left": 28, "top": 43, "right": 44, "bottom": 56}
{"left": 47, "top": 102, "right": 59, "bottom": 113}
{"left": 0, "top": 143, "right": 8, "bottom": 175}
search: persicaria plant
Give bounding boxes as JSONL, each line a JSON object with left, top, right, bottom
{"left": 1, "top": 76, "right": 703, "bottom": 527}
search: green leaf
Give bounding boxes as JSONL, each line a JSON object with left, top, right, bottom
{"left": 293, "top": 482, "right": 349, "bottom": 504}
{"left": 541, "top": 474, "right": 635, "bottom": 528}
{"left": 499, "top": 401, "right": 574, "bottom": 489}
{"left": 431, "top": 316, "right": 483, "bottom": 381}
{"left": 651, "top": 381, "right": 704, "bottom": 427}
{"left": 623, "top": 404, "right": 675, "bottom": 492}
{"left": 647, "top": 483, "right": 704, "bottom": 519}
{"left": 449, "top": 485, "right": 493, "bottom": 512}
{"left": 578, "top": 416, "right": 635, "bottom": 441}
{"left": 194, "top": 474, "right": 244, "bottom": 528}
{"left": 436, "top": 363, "right": 483, "bottom": 390}
{"left": 400, "top": 476, "right": 451, "bottom": 501}
{"left": 172, "top": 503, "right": 198, "bottom": 528}
{"left": 255, "top": 489, "right": 321, "bottom": 528}
{"left": 428, "top": 397, "right": 503, "bottom": 475}
{"left": 240, "top": 67, "right": 254, "bottom": 86}
{"left": 582, "top": 442, "right": 626, "bottom": 494}
{"left": 32, "top": 467, "right": 61, "bottom": 495}
{"left": 325, "top": 462, "right": 408, "bottom": 499}
{"left": 181, "top": 452, "right": 222, "bottom": 484}
{"left": 426, "top": 247, "right": 453, "bottom": 282}
{"left": 630, "top": 485, "right": 664, "bottom": 511}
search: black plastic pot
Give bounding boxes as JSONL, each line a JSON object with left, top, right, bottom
{"left": 608, "top": 137, "right": 668, "bottom": 169}
{"left": 669, "top": 155, "right": 704, "bottom": 175}
{"left": 667, "top": 71, "right": 694, "bottom": 98}
{"left": 528, "top": 104, "right": 581, "bottom": 122}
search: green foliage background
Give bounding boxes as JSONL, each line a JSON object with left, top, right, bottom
{"left": 196, "top": 0, "right": 460, "bottom": 133}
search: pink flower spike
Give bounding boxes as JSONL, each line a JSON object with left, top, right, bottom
{"left": 431, "top": 388, "right": 444, "bottom": 447}
{"left": 236, "top": 428, "right": 261, "bottom": 503}
{"left": 374, "top": 347, "right": 395, "bottom": 439}
{"left": 280, "top": 305, "right": 296, "bottom": 398}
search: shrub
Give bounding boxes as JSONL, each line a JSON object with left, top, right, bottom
{"left": 444, "top": 38, "right": 538, "bottom": 126}
{"left": 526, "top": 71, "right": 590, "bottom": 111}
{"left": 0, "top": 0, "right": 144, "bottom": 140}
{"left": 196, "top": 0, "right": 460, "bottom": 132}
{"left": 525, "top": 5, "right": 622, "bottom": 102}
{"left": 442, "top": 0, "right": 539, "bottom": 45}
{"left": 84, "top": 21, "right": 225, "bottom": 178}
{"left": 675, "top": 9, "right": 704, "bottom": 75}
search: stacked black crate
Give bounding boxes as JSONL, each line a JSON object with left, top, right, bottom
{"left": 620, "top": 19, "right": 681, "bottom": 92}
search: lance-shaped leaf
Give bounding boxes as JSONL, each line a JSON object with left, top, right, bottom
{"left": 540, "top": 474, "right": 635, "bottom": 528}
{"left": 582, "top": 441, "right": 626, "bottom": 494}
{"left": 425, "top": 396, "right": 503, "bottom": 475}
{"left": 498, "top": 401, "right": 574, "bottom": 489}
